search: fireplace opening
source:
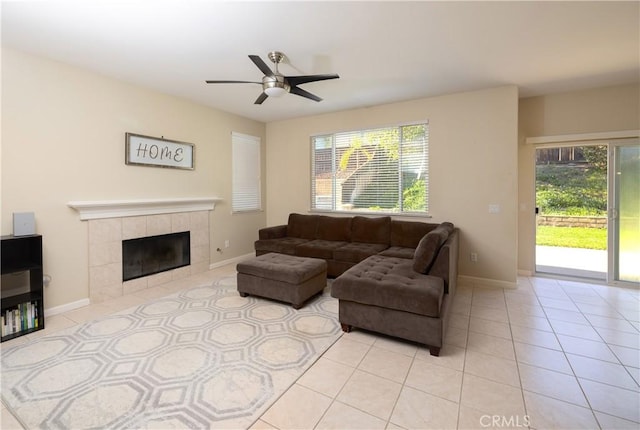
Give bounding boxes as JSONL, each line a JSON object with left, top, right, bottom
{"left": 122, "top": 231, "right": 190, "bottom": 282}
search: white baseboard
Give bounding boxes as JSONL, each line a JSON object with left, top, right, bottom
{"left": 518, "top": 269, "right": 534, "bottom": 277}
{"left": 209, "top": 253, "right": 255, "bottom": 270}
{"left": 458, "top": 275, "right": 517, "bottom": 290}
{"left": 44, "top": 256, "right": 254, "bottom": 317}
{"left": 45, "top": 298, "right": 91, "bottom": 317}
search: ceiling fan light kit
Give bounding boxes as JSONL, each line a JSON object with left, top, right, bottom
{"left": 262, "top": 74, "right": 289, "bottom": 97}
{"left": 206, "top": 51, "right": 339, "bottom": 105}
{"left": 264, "top": 86, "right": 287, "bottom": 97}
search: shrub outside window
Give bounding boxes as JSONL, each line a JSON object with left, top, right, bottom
{"left": 311, "top": 122, "right": 429, "bottom": 214}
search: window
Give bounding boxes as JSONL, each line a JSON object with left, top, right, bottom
{"left": 311, "top": 123, "right": 429, "bottom": 214}
{"left": 232, "top": 132, "right": 261, "bottom": 212}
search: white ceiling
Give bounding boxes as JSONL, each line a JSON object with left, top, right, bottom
{"left": 2, "top": 1, "right": 639, "bottom": 123}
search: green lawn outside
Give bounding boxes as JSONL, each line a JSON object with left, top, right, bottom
{"left": 536, "top": 226, "right": 607, "bottom": 250}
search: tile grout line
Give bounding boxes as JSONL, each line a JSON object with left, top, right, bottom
{"left": 505, "top": 278, "right": 533, "bottom": 430}
{"left": 538, "top": 278, "right": 607, "bottom": 428}
{"left": 453, "top": 281, "right": 473, "bottom": 430}
{"left": 311, "top": 336, "right": 375, "bottom": 429}
{"left": 559, "top": 286, "right": 640, "bottom": 425}
{"left": 383, "top": 343, "right": 418, "bottom": 430}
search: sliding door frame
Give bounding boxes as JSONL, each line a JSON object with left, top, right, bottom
{"left": 526, "top": 130, "right": 640, "bottom": 287}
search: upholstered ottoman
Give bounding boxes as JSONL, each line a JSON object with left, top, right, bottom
{"left": 236, "top": 253, "right": 327, "bottom": 309}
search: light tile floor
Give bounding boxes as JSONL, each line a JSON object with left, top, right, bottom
{"left": 2, "top": 265, "right": 639, "bottom": 429}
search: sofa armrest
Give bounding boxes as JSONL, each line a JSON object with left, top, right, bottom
{"left": 258, "top": 225, "right": 288, "bottom": 240}
{"left": 428, "top": 229, "right": 459, "bottom": 296}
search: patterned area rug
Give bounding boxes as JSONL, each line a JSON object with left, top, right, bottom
{"left": 1, "top": 276, "right": 342, "bottom": 429}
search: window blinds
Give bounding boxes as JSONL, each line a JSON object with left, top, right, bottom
{"left": 311, "top": 123, "right": 429, "bottom": 214}
{"left": 232, "top": 132, "right": 261, "bottom": 212}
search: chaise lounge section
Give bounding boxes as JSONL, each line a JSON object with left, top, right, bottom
{"left": 331, "top": 223, "right": 458, "bottom": 356}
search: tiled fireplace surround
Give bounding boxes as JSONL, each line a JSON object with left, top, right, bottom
{"left": 69, "top": 198, "right": 217, "bottom": 303}
{"left": 88, "top": 212, "right": 210, "bottom": 303}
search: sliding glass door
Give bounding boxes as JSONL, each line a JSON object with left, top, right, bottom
{"left": 535, "top": 145, "right": 607, "bottom": 279}
{"left": 611, "top": 142, "right": 640, "bottom": 284}
{"left": 534, "top": 139, "right": 639, "bottom": 286}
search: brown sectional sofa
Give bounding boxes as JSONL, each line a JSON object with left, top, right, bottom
{"left": 256, "top": 213, "right": 446, "bottom": 277}
{"left": 254, "top": 213, "right": 459, "bottom": 356}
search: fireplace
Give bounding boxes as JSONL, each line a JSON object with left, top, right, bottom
{"left": 122, "top": 232, "right": 190, "bottom": 282}
{"left": 68, "top": 198, "right": 219, "bottom": 303}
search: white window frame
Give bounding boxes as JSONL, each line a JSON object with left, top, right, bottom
{"left": 232, "top": 132, "right": 262, "bottom": 213}
{"left": 310, "top": 121, "right": 429, "bottom": 216}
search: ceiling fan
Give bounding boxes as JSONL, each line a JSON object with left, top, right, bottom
{"left": 206, "top": 51, "right": 339, "bottom": 104}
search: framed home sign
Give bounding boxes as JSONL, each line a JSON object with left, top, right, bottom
{"left": 125, "top": 133, "right": 195, "bottom": 170}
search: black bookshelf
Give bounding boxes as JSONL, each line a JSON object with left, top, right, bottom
{"left": 1, "top": 235, "right": 45, "bottom": 341}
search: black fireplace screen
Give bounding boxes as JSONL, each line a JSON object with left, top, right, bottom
{"left": 122, "top": 231, "right": 190, "bottom": 282}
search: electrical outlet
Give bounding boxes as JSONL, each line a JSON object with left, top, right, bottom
{"left": 470, "top": 252, "right": 478, "bottom": 263}
{"left": 224, "top": 240, "right": 230, "bottom": 248}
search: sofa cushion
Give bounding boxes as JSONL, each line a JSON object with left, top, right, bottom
{"left": 331, "top": 255, "right": 444, "bottom": 317}
{"left": 412, "top": 222, "right": 455, "bottom": 274}
{"left": 412, "top": 232, "right": 447, "bottom": 273}
{"left": 258, "top": 224, "right": 288, "bottom": 240}
{"left": 334, "top": 242, "right": 389, "bottom": 263}
{"left": 390, "top": 220, "right": 436, "bottom": 248}
{"left": 317, "top": 216, "right": 352, "bottom": 241}
{"left": 255, "top": 237, "right": 310, "bottom": 256}
{"left": 378, "top": 246, "right": 415, "bottom": 259}
{"left": 288, "top": 213, "right": 319, "bottom": 239}
{"left": 351, "top": 216, "right": 391, "bottom": 245}
{"left": 296, "top": 239, "right": 348, "bottom": 260}
{"left": 437, "top": 222, "right": 455, "bottom": 236}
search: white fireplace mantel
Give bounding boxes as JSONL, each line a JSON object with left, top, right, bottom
{"left": 68, "top": 197, "right": 221, "bottom": 220}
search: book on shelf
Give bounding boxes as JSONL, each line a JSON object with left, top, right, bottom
{"left": 1, "top": 301, "right": 39, "bottom": 337}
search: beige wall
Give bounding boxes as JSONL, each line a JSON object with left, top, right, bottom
{"left": 266, "top": 86, "right": 520, "bottom": 287}
{"left": 518, "top": 83, "right": 640, "bottom": 274}
{"left": 1, "top": 48, "right": 266, "bottom": 309}
{"left": 8, "top": 46, "right": 631, "bottom": 307}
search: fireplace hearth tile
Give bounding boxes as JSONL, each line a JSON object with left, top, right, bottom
{"left": 148, "top": 271, "right": 174, "bottom": 288}
{"left": 190, "top": 212, "right": 208, "bottom": 230}
{"left": 147, "top": 214, "right": 172, "bottom": 236}
{"left": 191, "top": 262, "right": 210, "bottom": 276}
{"left": 91, "top": 282, "right": 124, "bottom": 303}
{"left": 191, "top": 231, "right": 209, "bottom": 248}
{"left": 191, "top": 245, "right": 209, "bottom": 265}
{"left": 90, "top": 263, "right": 121, "bottom": 288}
{"left": 123, "top": 278, "right": 148, "bottom": 296}
{"left": 89, "top": 242, "right": 121, "bottom": 267}
{"left": 87, "top": 210, "right": 210, "bottom": 304}
{"left": 90, "top": 218, "right": 122, "bottom": 244}
{"left": 172, "top": 213, "right": 190, "bottom": 233}
{"left": 171, "top": 266, "right": 192, "bottom": 281}
{"left": 123, "top": 216, "right": 147, "bottom": 240}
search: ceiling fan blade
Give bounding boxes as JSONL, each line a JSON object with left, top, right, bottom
{"left": 249, "top": 55, "right": 274, "bottom": 76}
{"left": 254, "top": 92, "right": 268, "bottom": 105}
{"left": 205, "top": 80, "right": 261, "bottom": 84}
{"left": 290, "top": 86, "right": 322, "bottom": 102}
{"left": 285, "top": 74, "right": 340, "bottom": 87}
